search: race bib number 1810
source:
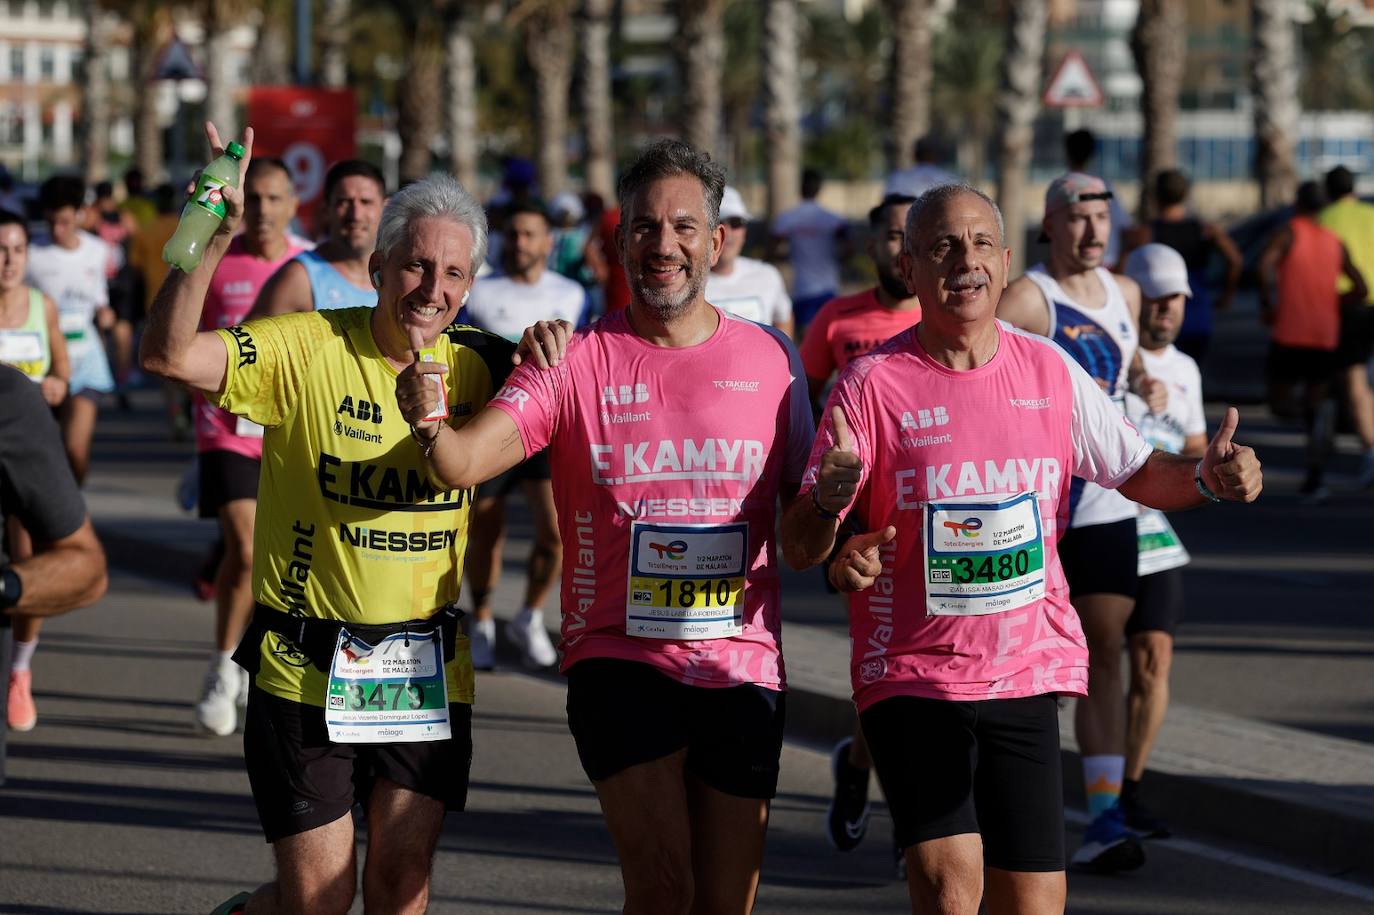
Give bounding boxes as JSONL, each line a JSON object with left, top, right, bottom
{"left": 626, "top": 521, "right": 748, "bottom": 640}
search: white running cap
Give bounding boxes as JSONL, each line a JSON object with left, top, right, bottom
{"left": 1124, "top": 242, "right": 1193, "bottom": 299}
{"left": 719, "top": 185, "right": 751, "bottom": 222}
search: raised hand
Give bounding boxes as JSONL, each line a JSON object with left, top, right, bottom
{"left": 815, "top": 405, "right": 863, "bottom": 515}
{"left": 395, "top": 325, "right": 448, "bottom": 435}
{"left": 1200, "top": 406, "right": 1262, "bottom": 502}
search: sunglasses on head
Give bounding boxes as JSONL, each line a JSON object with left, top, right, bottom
{"left": 1066, "top": 190, "right": 1114, "bottom": 203}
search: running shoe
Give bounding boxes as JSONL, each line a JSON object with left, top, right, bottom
{"left": 825, "top": 736, "right": 871, "bottom": 851}
{"left": 194, "top": 662, "right": 243, "bottom": 737}
{"left": 7, "top": 669, "right": 36, "bottom": 731}
{"left": 1071, "top": 803, "right": 1146, "bottom": 872}
{"left": 470, "top": 618, "right": 496, "bottom": 671}
{"left": 1120, "top": 792, "right": 1172, "bottom": 839}
{"left": 509, "top": 608, "right": 558, "bottom": 668}
{"left": 210, "top": 891, "right": 252, "bottom": 915}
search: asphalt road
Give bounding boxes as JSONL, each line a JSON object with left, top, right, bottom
{"left": 2, "top": 570, "right": 1373, "bottom": 914}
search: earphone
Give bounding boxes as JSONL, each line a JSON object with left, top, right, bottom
{"left": 371, "top": 270, "right": 382, "bottom": 287}
{"left": 461, "top": 290, "right": 469, "bottom": 305}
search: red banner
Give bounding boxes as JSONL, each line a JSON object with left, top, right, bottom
{"left": 246, "top": 87, "right": 357, "bottom": 236}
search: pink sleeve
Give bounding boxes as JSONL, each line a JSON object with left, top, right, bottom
{"left": 487, "top": 359, "right": 565, "bottom": 458}
{"left": 801, "top": 368, "right": 871, "bottom": 523}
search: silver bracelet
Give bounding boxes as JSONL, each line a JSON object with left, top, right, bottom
{"left": 411, "top": 424, "right": 440, "bottom": 461}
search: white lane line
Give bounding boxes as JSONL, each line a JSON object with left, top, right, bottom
{"left": 1064, "top": 809, "right": 1374, "bottom": 903}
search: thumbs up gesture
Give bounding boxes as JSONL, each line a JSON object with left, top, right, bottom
{"left": 815, "top": 405, "right": 864, "bottom": 515}
{"left": 1199, "top": 406, "right": 1262, "bottom": 502}
{"left": 395, "top": 325, "right": 449, "bottom": 434}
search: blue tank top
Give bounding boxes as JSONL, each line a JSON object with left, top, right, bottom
{"left": 295, "top": 250, "right": 376, "bottom": 311}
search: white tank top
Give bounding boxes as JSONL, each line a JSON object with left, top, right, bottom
{"left": 1025, "top": 265, "right": 1139, "bottom": 528}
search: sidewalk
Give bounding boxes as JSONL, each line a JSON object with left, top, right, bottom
{"left": 85, "top": 387, "right": 1374, "bottom": 884}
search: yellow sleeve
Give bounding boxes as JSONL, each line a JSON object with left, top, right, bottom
{"left": 210, "top": 311, "right": 336, "bottom": 427}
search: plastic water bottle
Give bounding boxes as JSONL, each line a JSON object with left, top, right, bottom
{"left": 162, "top": 141, "right": 246, "bottom": 273}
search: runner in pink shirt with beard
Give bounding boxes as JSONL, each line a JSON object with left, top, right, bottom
{"left": 190, "top": 157, "right": 308, "bottom": 737}
{"left": 391, "top": 139, "right": 813, "bottom": 914}
{"left": 782, "top": 184, "right": 1262, "bottom": 914}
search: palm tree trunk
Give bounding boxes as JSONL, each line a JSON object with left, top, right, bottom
{"left": 1131, "top": 0, "right": 1185, "bottom": 221}
{"left": 132, "top": 8, "right": 167, "bottom": 182}
{"left": 581, "top": 0, "right": 615, "bottom": 200}
{"left": 397, "top": 11, "right": 442, "bottom": 184}
{"left": 526, "top": 1, "right": 575, "bottom": 198}
{"left": 319, "top": 0, "right": 350, "bottom": 88}
{"left": 763, "top": 0, "right": 800, "bottom": 219}
{"left": 677, "top": 0, "right": 724, "bottom": 158}
{"left": 203, "top": 1, "right": 237, "bottom": 141}
{"left": 1250, "top": 0, "right": 1299, "bottom": 210}
{"left": 445, "top": 5, "right": 479, "bottom": 189}
{"left": 883, "top": 0, "right": 933, "bottom": 173}
{"left": 78, "top": 1, "right": 110, "bottom": 184}
{"left": 995, "top": 0, "right": 1047, "bottom": 277}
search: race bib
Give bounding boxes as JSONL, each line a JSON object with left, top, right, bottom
{"left": 324, "top": 628, "right": 450, "bottom": 744}
{"left": 0, "top": 331, "right": 45, "bottom": 379}
{"left": 626, "top": 521, "right": 748, "bottom": 640}
{"left": 235, "top": 416, "right": 265, "bottom": 438}
{"left": 924, "top": 491, "right": 1046, "bottom": 616}
{"left": 1136, "top": 508, "right": 1189, "bottom": 576}
{"left": 59, "top": 311, "right": 91, "bottom": 351}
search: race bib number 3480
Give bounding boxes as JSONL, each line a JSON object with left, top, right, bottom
{"left": 924, "top": 491, "right": 1046, "bottom": 616}
{"left": 626, "top": 521, "right": 748, "bottom": 640}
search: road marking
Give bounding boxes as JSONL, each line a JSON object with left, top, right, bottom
{"left": 1064, "top": 809, "right": 1374, "bottom": 903}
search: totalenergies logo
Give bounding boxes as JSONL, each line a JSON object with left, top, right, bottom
{"left": 942, "top": 517, "right": 983, "bottom": 539}
{"left": 340, "top": 644, "right": 372, "bottom": 666}
{"left": 649, "top": 540, "right": 689, "bottom": 561}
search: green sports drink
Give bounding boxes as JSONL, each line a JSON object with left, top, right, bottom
{"left": 162, "top": 141, "right": 246, "bottom": 273}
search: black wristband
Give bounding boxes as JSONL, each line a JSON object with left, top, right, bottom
{"left": 810, "top": 486, "right": 841, "bottom": 521}
{"left": 0, "top": 566, "right": 21, "bottom": 611}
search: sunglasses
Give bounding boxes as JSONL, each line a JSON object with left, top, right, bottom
{"left": 724, "top": 217, "right": 748, "bottom": 229}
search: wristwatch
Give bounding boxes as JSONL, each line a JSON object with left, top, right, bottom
{"left": 0, "top": 565, "right": 22, "bottom": 610}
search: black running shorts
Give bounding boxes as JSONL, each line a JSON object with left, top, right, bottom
{"left": 1057, "top": 517, "right": 1139, "bottom": 600}
{"left": 1267, "top": 342, "right": 1338, "bottom": 388}
{"left": 565, "top": 657, "right": 785, "bottom": 799}
{"left": 197, "top": 450, "right": 261, "bottom": 519}
{"left": 475, "top": 448, "right": 552, "bottom": 500}
{"left": 243, "top": 687, "right": 473, "bottom": 843}
{"left": 1126, "top": 566, "right": 1185, "bottom": 638}
{"left": 860, "top": 693, "right": 1065, "bottom": 872}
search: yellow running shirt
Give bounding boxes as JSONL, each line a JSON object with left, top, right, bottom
{"left": 210, "top": 306, "right": 514, "bottom": 706}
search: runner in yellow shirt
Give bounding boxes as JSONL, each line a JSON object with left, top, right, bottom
{"left": 140, "top": 124, "right": 564, "bottom": 915}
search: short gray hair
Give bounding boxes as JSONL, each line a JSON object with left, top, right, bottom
{"left": 618, "top": 138, "right": 727, "bottom": 230}
{"left": 374, "top": 174, "right": 488, "bottom": 274}
{"left": 905, "top": 183, "right": 1006, "bottom": 253}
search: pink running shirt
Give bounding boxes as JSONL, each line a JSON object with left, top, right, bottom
{"left": 800, "top": 288, "right": 921, "bottom": 381}
{"left": 196, "top": 235, "right": 307, "bottom": 458}
{"left": 804, "top": 323, "right": 1152, "bottom": 711}
{"left": 489, "top": 309, "right": 814, "bottom": 690}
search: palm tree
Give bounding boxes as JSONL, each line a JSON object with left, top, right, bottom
{"left": 677, "top": 0, "right": 725, "bottom": 158}
{"left": 129, "top": 4, "right": 172, "bottom": 182}
{"left": 202, "top": 0, "right": 241, "bottom": 142}
{"left": 1250, "top": 0, "right": 1298, "bottom": 210}
{"left": 882, "top": 0, "right": 933, "bottom": 174}
{"left": 763, "top": 0, "right": 800, "bottom": 218}
{"left": 518, "top": 0, "right": 575, "bottom": 198}
{"left": 1131, "top": 0, "right": 1186, "bottom": 221}
{"left": 319, "top": 0, "right": 351, "bottom": 89}
{"left": 994, "top": 0, "right": 1047, "bottom": 276}
{"left": 77, "top": 0, "right": 110, "bottom": 184}
{"left": 931, "top": 4, "right": 1002, "bottom": 184}
{"left": 580, "top": 0, "right": 616, "bottom": 200}
{"left": 391, "top": 5, "right": 444, "bottom": 183}
{"left": 444, "top": 2, "right": 479, "bottom": 190}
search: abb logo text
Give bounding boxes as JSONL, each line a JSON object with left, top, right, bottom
{"left": 900, "top": 406, "right": 949, "bottom": 430}
{"left": 601, "top": 383, "right": 650, "bottom": 406}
